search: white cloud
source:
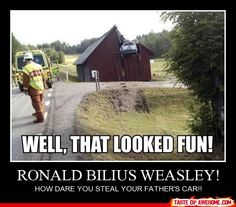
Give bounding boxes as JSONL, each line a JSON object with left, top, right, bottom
{"left": 10, "top": 10, "right": 174, "bottom": 46}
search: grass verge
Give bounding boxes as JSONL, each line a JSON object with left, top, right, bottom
{"left": 75, "top": 88, "right": 224, "bottom": 160}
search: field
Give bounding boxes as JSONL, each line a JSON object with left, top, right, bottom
{"left": 58, "top": 55, "right": 78, "bottom": 82}
{"left": 150, "top": 58, "right": 175, "bottom": 81}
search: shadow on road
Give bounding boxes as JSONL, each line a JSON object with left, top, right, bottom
{"left": 12, "top": 87, "right": 21, "bottom": 95}
{"left": 12, "top": 115, "right": 33, "bottom": 122}
{"left": 12, "top": 121, "right": 37, "bottom": 129}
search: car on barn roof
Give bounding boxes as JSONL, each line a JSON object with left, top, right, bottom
{"left": 120, "top": 41, "right": 138, "bottom": 54}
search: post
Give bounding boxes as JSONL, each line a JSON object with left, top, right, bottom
{"left": 95, "top": 75, "right": 98, "bottom": 92}
{"left": 97, "top": 71, "right": 100, "bottom": 91}
{"left": 66, "top": 69, "right": 69, "bottom": 82}
{"left": 91, "top": 70, "right": 100, "bottom": 92}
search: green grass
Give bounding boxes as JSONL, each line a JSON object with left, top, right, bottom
{"left": 58, "top": 54, "right": 79, "bottom": 82}
{"left": 76, "top": 88, "right": 190, "bottom": 136}
{"left": 151, "top": 58, "right": 175, "bottom": 81}
{"left": 75, "top": 88, "right": 223, "bottom": 160}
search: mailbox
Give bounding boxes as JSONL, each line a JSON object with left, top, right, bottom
{"left": 91, "top": 70, "right": 98, "bottom": 78}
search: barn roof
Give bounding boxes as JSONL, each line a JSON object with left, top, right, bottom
{"left": 138, "top": 43, "right": 156, "bottom": 57}
{"left": 73, "top": 36, "right": 105, "bottom": 65}
{"left": 74, "top": 25, "right": 120, "bottom": 65}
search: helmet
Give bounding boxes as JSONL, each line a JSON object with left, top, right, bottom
{"left": 23, "top": 52, "right": 34, "bottom": 61}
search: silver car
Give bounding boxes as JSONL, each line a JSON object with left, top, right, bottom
{"left": 120, "top": 41, "right": 138, "bottom": 54}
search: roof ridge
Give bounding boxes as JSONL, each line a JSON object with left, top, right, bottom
{"left": 74, "top": 25, "right": 118, "bottom": 65}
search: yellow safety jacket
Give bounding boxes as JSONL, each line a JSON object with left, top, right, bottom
{"left": 22, "top": 62, "right": 44, "bottom": 91}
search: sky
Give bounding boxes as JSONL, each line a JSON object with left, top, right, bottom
{"left": 10, "top": 10, "right": 174, "bottom": 46}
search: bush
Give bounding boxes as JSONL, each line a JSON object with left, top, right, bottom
{"left": 188, "top": 98, "right": 223, "bottom": 143}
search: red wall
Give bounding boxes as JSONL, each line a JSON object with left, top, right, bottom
{"left": 87, "top": 29, "right": 120, "bottom": 81}
{"left": 85, "top": 28, "right": 152, "bottom": 81}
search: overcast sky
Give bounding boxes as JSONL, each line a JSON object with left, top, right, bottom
{"left": 10, "top": 10, "right": 174, "bottom": 46}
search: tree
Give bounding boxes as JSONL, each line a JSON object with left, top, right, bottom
{"left": 135, "top": 30, "right": 172, "bottom": 57}
{"left": 51, "top": 40, "right": 66, "bottom": 52}
{"left": 162, "top": 12, "right": 224, "bottom": 141}
{"left": 58, "top": 51, "right": 65, "bottom": 64}
{"left": 155, "top": 30, "right": 172, "bottom": 57}
{"left": 37, "top": 43, "right": 50, "bottom": 49}
{"left": 43, "top": 47, "right": 59, "bottom": 63}
{"left": 78, "top": 38, "right": 98, "bottom": 53}
{"left": 24, "top": 44, "right": 36, "bottom": 51}
{"left": 12, "top": 33, "right": 23, "bottom": 65}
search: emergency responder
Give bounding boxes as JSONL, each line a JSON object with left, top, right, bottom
{"left": 22, "top": 52, "right": 45, "bottom": 123}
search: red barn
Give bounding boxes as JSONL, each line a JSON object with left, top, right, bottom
{"left": 74, "top": 25, "right": 155, "bottom": 81}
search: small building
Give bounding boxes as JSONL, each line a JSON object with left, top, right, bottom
{"left": 74, "top": 25, "right": 155, "bottom": 82}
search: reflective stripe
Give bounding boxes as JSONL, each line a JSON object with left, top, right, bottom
{"left": 29, "top": 69, "right": 42, "bottom": 77}
{"left": 22, "top": 62, "right": 44, "bottom": 91}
